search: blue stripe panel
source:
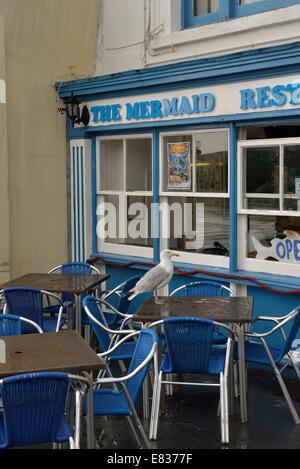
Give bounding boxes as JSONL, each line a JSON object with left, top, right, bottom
{"left": 72, "top": 146, "right": 77, "bottom": 261}
{"left": 91, "top": 138, "right": 98, "bottom": 255}
{"left": 229, "top": 123, "right": 237, "bottom": 272}
{"left": 57, "top": 42, "right": 300, "bottom": 100}
{"left": 81, "top": 146, "right": 85, "bottom": 261}
{"left": 152, "top": 129, "right": 160, "bottom": 263}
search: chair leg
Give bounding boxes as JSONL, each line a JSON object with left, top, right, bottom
{"left": 233, "top": 361, "right": 239, "bottom": 398}
{"left": 69, "top": 437, "right": 76, "bottom": 450}
{"left": 274, "top": 366, "right": 300, "bottom": 424}
{"left": 152, "top": 372, "right": 163, "bottom": 441}
{"left": 149, "top": 369, "right": 159, "bottom": 440}
{"left": 143, "top": 374, "right": 150, "bottom": 420}
{"left": 84, "top": 325, "right": 91, "bottom": 344}
{"left": 130, "top": 408, "right": 151, "bottom": 449}
{"left": 220, "top": 374, "right": 225, "bottom": 444}
{"left": 224, "top": 374, "right": 230, "bottom": 444}
{"left": 126, "top": 416, "right": 143, "bottom": 449}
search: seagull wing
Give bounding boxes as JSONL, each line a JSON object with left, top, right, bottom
{"left": 135, "top": 264, "right": 169, "bottom": 294}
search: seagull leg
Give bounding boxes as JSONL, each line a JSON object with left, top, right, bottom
{"left": 154, "top": 289, "right": 159, "bottom": 304}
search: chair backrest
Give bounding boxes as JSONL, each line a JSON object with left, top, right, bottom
{"left": 278, "top": 308, "right": 300, "bottom": 361}
{"left": 117, "top": 276, "right": 140, "bottom": 314}
{"left": 60, "top": 262, "right": 96, "bottom": 303}
{"left": 163, "top": 317, "right": 215, "bottom": 374}
{"left": 171, "top": 281, "right": 234, "bottom": 298}
{"left": 126, "top": 329, "right": 157, "bottom": 405}
{"left": 3, "top": 288, "right": 43, "bottom": 334}
{"left": 82, "top": 296, "right": 111, "bottom": 352}
{"left": 0, "top": 372, "right": 69, "bottom": 449}
{"left": 0, "top": 314, "right": 22, "bottom": 337}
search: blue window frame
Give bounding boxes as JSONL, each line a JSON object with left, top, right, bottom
{"left": 182, "top": 0, "right": 300, "bottom": 29}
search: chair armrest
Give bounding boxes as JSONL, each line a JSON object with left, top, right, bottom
{"left": 97, "top": 330, "right": 140, "bottom": 358}
{"left": 245, "top": 311, "right": 298, "bottom": 339}
{"left": 98, "top": 298, "right": 131, "bottom": 319}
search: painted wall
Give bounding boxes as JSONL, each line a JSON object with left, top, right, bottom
{"left": 96, "top": 0, "right": 300, "bottom": 74}
{"left": 0, "top": 0, "right": 100, "bottom": 277}
{"left": 0, "top": 9, "right": 9, "bottom": 284}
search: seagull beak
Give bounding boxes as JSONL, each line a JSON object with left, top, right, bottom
{"left": 171, "top": 252, "right": 180, "bottom": 257}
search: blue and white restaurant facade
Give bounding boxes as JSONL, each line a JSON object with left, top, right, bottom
{"left": 58, "top": 42, "right": 300, "bottom": 348}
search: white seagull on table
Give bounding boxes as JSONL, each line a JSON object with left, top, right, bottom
{"left": 128, "top": 249, "right": 180, "bottom": 303}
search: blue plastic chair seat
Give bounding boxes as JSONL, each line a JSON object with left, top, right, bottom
{"left": 109, "top": 341, "right": 136, "bottom": 361}
{"left": 92, "top": 389, "right": 132, "bottom": 416}
{"left": 161, "top": 347, "right": 227, "bottom": 376}
{"left": 42, "top": 317, "right": 66, "bottom": 333}
{"left": 242, "top": 341, "right": 282, "bottom": 366}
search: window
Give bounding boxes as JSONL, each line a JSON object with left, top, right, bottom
{"left": 238, "top": 135, "right": 300, "bottom": 275}
{"left": 160, "top": 129, "right": 230, "bottom": 267}
{"left": 96, "top": 135, "right": 153, "bottom": 257}
{"left": 182, "top": 0, "right": 300, "bottom": 29}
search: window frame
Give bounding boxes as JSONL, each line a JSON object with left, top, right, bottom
{"left": 159, "top": 128, "right": 230, "bottom": 268}
{"left": 237, "top": 136, "right": 300, "bottom": 276}
{"left": 182, "top": 0, "right": 300, "bottom": 29}
{"left": 96, "top": 134, "right": 154, "bottom": 258}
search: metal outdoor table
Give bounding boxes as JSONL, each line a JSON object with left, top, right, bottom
{"left": 0, "top": 272, "right": 110, "bottom": 333}
{"left": 0, "top": 330, "right": 105, "bottom": 449}
{"left": 132, "top": 296, "right": 254, "bottom": 424}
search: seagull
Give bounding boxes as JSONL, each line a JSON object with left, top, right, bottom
{"left": 128, "top": 249, "right": 180, "bottom": 302}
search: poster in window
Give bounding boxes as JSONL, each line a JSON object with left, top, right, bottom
{"left": 167, "top": 142, "right": 191, "bottom": 190}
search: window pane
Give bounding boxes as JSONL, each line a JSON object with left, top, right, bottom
{"left": 162, "top": 135, "right": 193, "bottom": 192}
{"left": 97, "top": 195, "right": 153, "bottom": 248}
{"left": 165, "top": 197, "right": 229, "bottom": 256}
{"left": 193, "top": 0, "right": 219, "bottom": 16}
{"left": 284, "top": 145, "right": 300, "bottom": 211}
{"left": 248, "top": 215, "right": 300, "bottom": 264}
{"left": 195, "top": 131, "right": 228, "bottom": 192}
{"left": 245, "top": 147, "right": 280, "bottom": 194}
{"left": 245, "top": 198, "right": 280, "bottom": 211}
{"left": 100, "top": 140, "right": 124, "bottom": 191}
{"left": 126, "top": 138, "right": 152, "bottom": 192}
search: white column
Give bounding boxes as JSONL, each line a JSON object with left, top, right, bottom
{"left": 70, "top": 139, "right": 92, "bottom": 262}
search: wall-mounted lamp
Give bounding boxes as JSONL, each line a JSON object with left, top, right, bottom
{"left": 58, "top": 93, "right": 90, "bottom": 127}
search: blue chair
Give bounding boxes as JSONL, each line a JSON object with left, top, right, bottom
{"left": 100, "top": 276, "right": 141, "bottom": 328}
{"left": 0, "top": 372, "right": 87, "bottom": 449}
{"left": 242, "top": 307, "right": 300, "bottom": 425}
{"left": 0, "top": 314, "right": 43, "bottom": 336}
{"left": 170, "top": 281, "right": 235, "bottom": 345}
{"left": 83, "top": 296, "right": 136, "bottom": 363}
{"left": 2, "top": 288, "right": 65, "bottom": 333}
{"left": 150, "top": 317, "right": 233, "bottom": 444}
{"left": 47, "top": 262, "right": 102, "bottom": 327}
{"left": 91, "top": 329, "right": 157, "bottom": 449}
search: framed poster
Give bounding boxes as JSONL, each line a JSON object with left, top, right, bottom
{"left": 167, "top": 142, "right": 191, "bottom": 190}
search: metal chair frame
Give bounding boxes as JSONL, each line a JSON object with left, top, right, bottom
{"left": 0, "top": 373, "right": 89, "bottom": 450}
{"left": 170, "top": 281, "right": 235, "bottom": 298}
{"left": 94, "top": 330, "right": 157, "bottom": 449}
{"left": 1, "top": 289, "right": 65, "bottom": 333}
{"left": 0, "top": 314, "right": 43, "bottom": 335}
{"left": 245, "top": 308, "right": 300, "bottom": 424}
{"left": 148, "top": 318, "right": 234, "bottom": 445}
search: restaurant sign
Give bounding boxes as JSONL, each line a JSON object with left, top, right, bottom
{"left": 77, "top": 75, "right": 300, "bottom": 127}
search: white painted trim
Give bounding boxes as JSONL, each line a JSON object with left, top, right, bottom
{"left": 102, "top": 243, "right": 153, "bottom": 258}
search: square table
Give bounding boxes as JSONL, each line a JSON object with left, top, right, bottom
{"left": 0, "top": 330, "right": 105, "bottom": 449}
{"left": 132, "top": 296, "right": 254, "bottom": 424}
{"left": 0, "top": 273, "right": 110, "bottom": 332}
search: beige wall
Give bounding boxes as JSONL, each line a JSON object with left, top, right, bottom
{"left": 1, "top": 0, "right": 100, "bottom": 277}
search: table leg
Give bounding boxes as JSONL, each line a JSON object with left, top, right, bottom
{"left": 75, "top": 295, "right": 82, "bottom": 334}
{"left": 237, "top": 324, "right": 248, "bottom": 424}
{"left": 84, "top": 372, "right": 94, "bottom": 450}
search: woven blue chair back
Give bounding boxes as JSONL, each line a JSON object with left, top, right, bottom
{"left": 183, "top": 281, "right": 230, "bottom": 297}
{"left": 163, "top": 317, "right": 215, "bottom": 374}
{"left": 126, "top": 329, "right": 157, "bottom": 404}
{"left": 3, "top": 288, "right": 43, "bottom": 334}
{"left": 60, "top": 262, "right": 93, "bottom": 304}
{"left": 279, "top": 308, "right": 300, "bottom": 362}
{"left": 1, "top": 373, "right": 69, "bottom": 448}
{"left": 117, "top": 276, "right": 140, "bottom": 315}
{"left": 82, "top": 296, "right": 111, "bottom": 352}
{"left": 0, "top": 314, "right": 22, "bottom": 337}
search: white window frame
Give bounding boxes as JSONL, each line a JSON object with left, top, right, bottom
{"left": 96, "top": 134, "right": 154, "bottom": 258}
{"left": 238, "top": 136, "right": 300, "bottom": 276}
{"left": 160, "top": 128, "right": 230, "bottom": 267}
